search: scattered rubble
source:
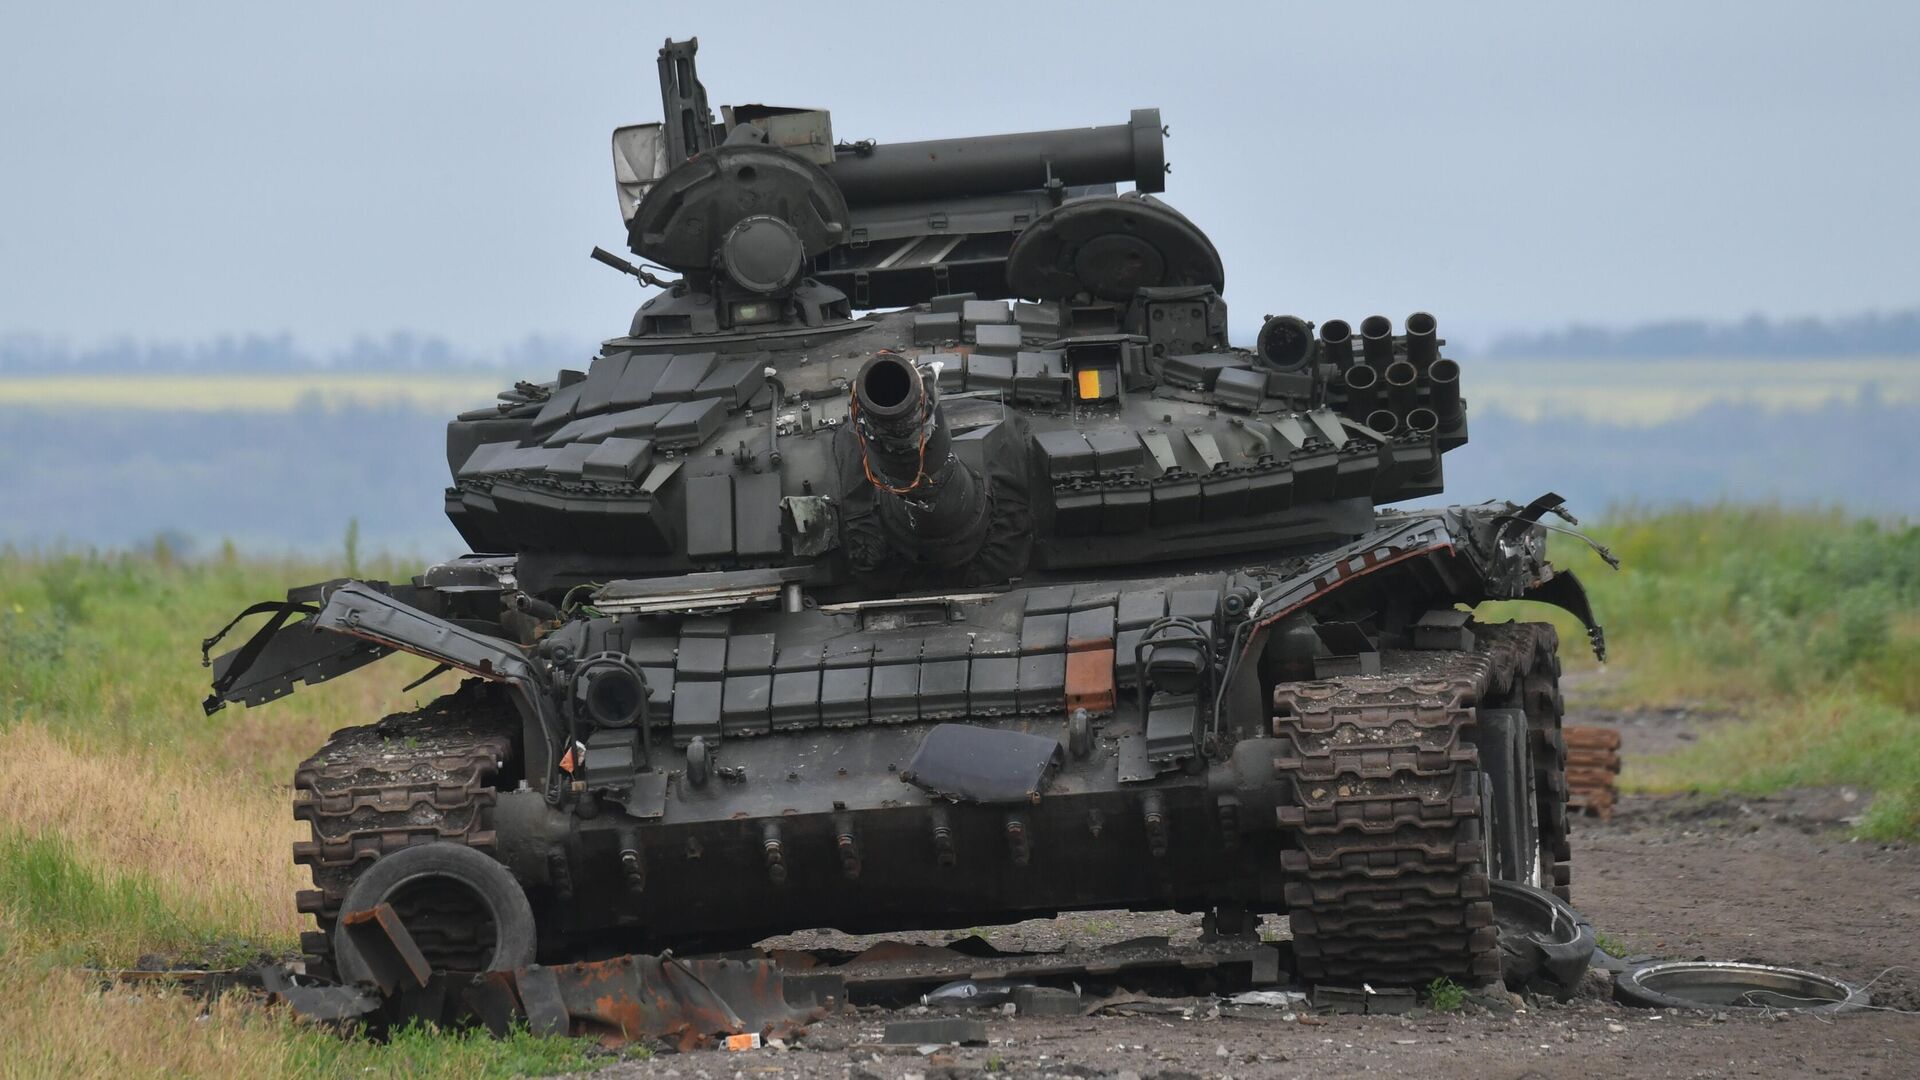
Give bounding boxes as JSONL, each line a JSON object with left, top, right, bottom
{"left": 90, "top": 879, "right": 1881, "bottom": 1064}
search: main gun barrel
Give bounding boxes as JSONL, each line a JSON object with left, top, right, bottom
{"left": 826, "top": 109, "right": 1165, "bottom": 206}
{"left": 852, "top": 354, "right": 992, "bottom": 563}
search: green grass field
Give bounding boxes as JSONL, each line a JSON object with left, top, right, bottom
{"left": 0, "top": 550, "right": 595, "bottom": 1078}
{"left": 1486, "top": 505, "right": 1920, "bottom": 836}
{"left": 1, "top": 505, "right": 1914, "bottom": 1075}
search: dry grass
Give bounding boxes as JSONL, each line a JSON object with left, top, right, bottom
{"left": 0, "top": 962, "right": 316, "bottom": 1080}
{"left": 0, "top": 723, "right": 308, "bottom": 960}
{"left": 0, "top": 551, "right": 601, "bottom": 1075}
{"left": 0, "top": 957, "right": 593, "bottom": 1079}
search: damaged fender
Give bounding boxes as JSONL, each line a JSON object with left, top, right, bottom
{"left": 205, "top": 581, "right": 560, "bottom": 789}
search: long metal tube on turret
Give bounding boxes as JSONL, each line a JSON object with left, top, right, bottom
{"left": 853, "top": 355, "right": 992, "bottom": 560}
{"left": 826, "top": 109, "right": 1165, "bottom": 206}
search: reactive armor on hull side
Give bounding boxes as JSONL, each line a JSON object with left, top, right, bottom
{"left": 206, "top": 38, "right": 1607, "bottom": 991}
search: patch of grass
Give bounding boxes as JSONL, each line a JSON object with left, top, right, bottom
{"left": 1593, "top": 932, "right": 1630, "bottom": 958}
{"left": 1633, "top": 693, "right": 1920, "bottom": 839}
{"left": 0, "top": 832, "right": 208, "bottom": 966}
{"left": 1425, "top": 976, "right": 1466, "bottom": 1012}
{"left": 0, "top": 545, "right": 594, "bottom": 1075}
{"left": 0, "top": 723, "right": 307, "bottom": 963}
{"left": 0, "top": 959, "right": 592, "bottom": 1080}
{"left": 1481, "top": 504, "right": 1919, "bottom": 838}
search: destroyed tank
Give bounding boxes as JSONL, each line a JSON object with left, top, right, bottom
{"left": 205, "top": 38, "right": 1608, "bottom": 992}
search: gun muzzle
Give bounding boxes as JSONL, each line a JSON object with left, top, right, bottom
{"left": 853, "top": 355, "right": 992, "bottom": 561}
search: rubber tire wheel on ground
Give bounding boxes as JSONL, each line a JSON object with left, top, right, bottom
{"left": 1489, "top": 879, "right": 1595, "bottom": 1001}
{"left": 1613, "top": 960, "right": 1871, "bottom": 1016}
{"left": 332, "top": 841, "right": 536, "bottom": 984}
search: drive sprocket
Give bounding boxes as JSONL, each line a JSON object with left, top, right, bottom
{"left": 290, "top": 678, "right": 519, "bottom": 979}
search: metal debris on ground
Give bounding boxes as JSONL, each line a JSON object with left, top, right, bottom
{"left": 467, "top": 953, "right": 829, "bottom": 1049}
{"left": 1612, "top": 961, "right": 1872, "bottom": 1015}
{"left": 87, "top": 886, "right": 1682, "bottom": 1050}
{"left": 921, "top": 977, "right": 1032, "bottom": 1007}
{"left": 1010, "top": 985, "right": 1082, "bottom": 1016}
{"left": 1227, "top": 989, "right": 1309, "bottom": 1008}
{"left": 1492, "top": 880, "right": 1598, "bottom": 1000}
{"left": 882, "top": 1017, "right": 989, "bottom": 1045}
{"left": 1565, "top": 724, "right": 1623, "bottom": 819}
{"left": 1311, "top": 984, "right": 1418, "bottom": 1015}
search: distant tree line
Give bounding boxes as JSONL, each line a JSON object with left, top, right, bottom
{"left": 0, "top": 331, "right": 597, "bottom": 373}
{"left": 6, "top": 305, "right": 1917, "bottom": 372}
{"left": 1488, "top": 307, "right": 1920, "bottom": 359}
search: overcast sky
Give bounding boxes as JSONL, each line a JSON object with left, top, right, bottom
{"left": 3, "top": 1, "right": 1916, "bottom": 352}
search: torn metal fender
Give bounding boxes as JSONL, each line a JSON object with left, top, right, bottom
{"left": 313, "top": 581, "right": 537, "bottom": 685}
{"left": 1245, "top": 512, "right": 1459, "bottom": 640}
{"left": 204, "top": 604, "right": 389, "bottom": 714}
{"left": 1522, "top": 569, "right": 1607, "bottom": 662}
{"left": 312, "top": 582, "right": 561, "bottom": 788}
{"left": 203, "top": 584, "right": 397, "bottom": 715}
{"left": 1239, "top": 501, "right": 1608, "bottom": 662}
{"left": 205, "top": 581, "right": 562, "bottom": 790}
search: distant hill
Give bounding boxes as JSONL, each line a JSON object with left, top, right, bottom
{"left": 1488, "top": 308, "right": 1920, "bottom": 359}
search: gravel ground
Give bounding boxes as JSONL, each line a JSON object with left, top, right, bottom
{"left": 580, "top": 710, "right": 1920, "bottom": 1079}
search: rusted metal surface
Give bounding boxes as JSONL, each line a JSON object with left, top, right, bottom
{"left": 340, "top": 902, "right": 433, "bottom": 995}
{"left": 463, "top": 955, "right": 829, "bottom": 1049}
{"left": 91, "top": 931, "right": 1285, "bottom": 1045}
{"left": 1064, "top": 646, "right": 1117, "bottom": 714}
{"left": 1565, "top": 724, "right": 1623, "bottom": 820}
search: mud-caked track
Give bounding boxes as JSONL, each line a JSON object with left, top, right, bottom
{"left": 1273, "top": 622, "right": 1562, "bottom": 985}
{"left": 291, "top": 679, "right": 518, "bottom": 980}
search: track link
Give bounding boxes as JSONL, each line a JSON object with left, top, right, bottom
{"left": 1520, "top": 628, "right": 1574, "bottom": 900}
{"left": 290, "top": 678, "right": 519, "bottom": 980}
{"left": 1273, "top": 623, "right": 1555, "bottom": 986}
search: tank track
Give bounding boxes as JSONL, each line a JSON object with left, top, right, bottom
{"left": 1272, "top": 622, "right": 1558, "bottom": 987}
{"left": 291, "top": 679, "right": 519, "bottom": 980}
{"left": 1519, "top": 628, "right": 1573, "bottom": 901}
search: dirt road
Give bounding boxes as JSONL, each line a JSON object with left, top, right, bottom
{"left": 586, "top": 713, "right": 1920, "bottom": 1079}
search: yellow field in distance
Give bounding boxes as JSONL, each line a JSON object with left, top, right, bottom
{"left": 1, "top": 356, "right": 1914, "bottom": 424}
{"left": 0, "top": 371, "right": 506, "bottom": 412}
{"left": 1469, "top": 356, "right": 1918, "bottom": 424}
